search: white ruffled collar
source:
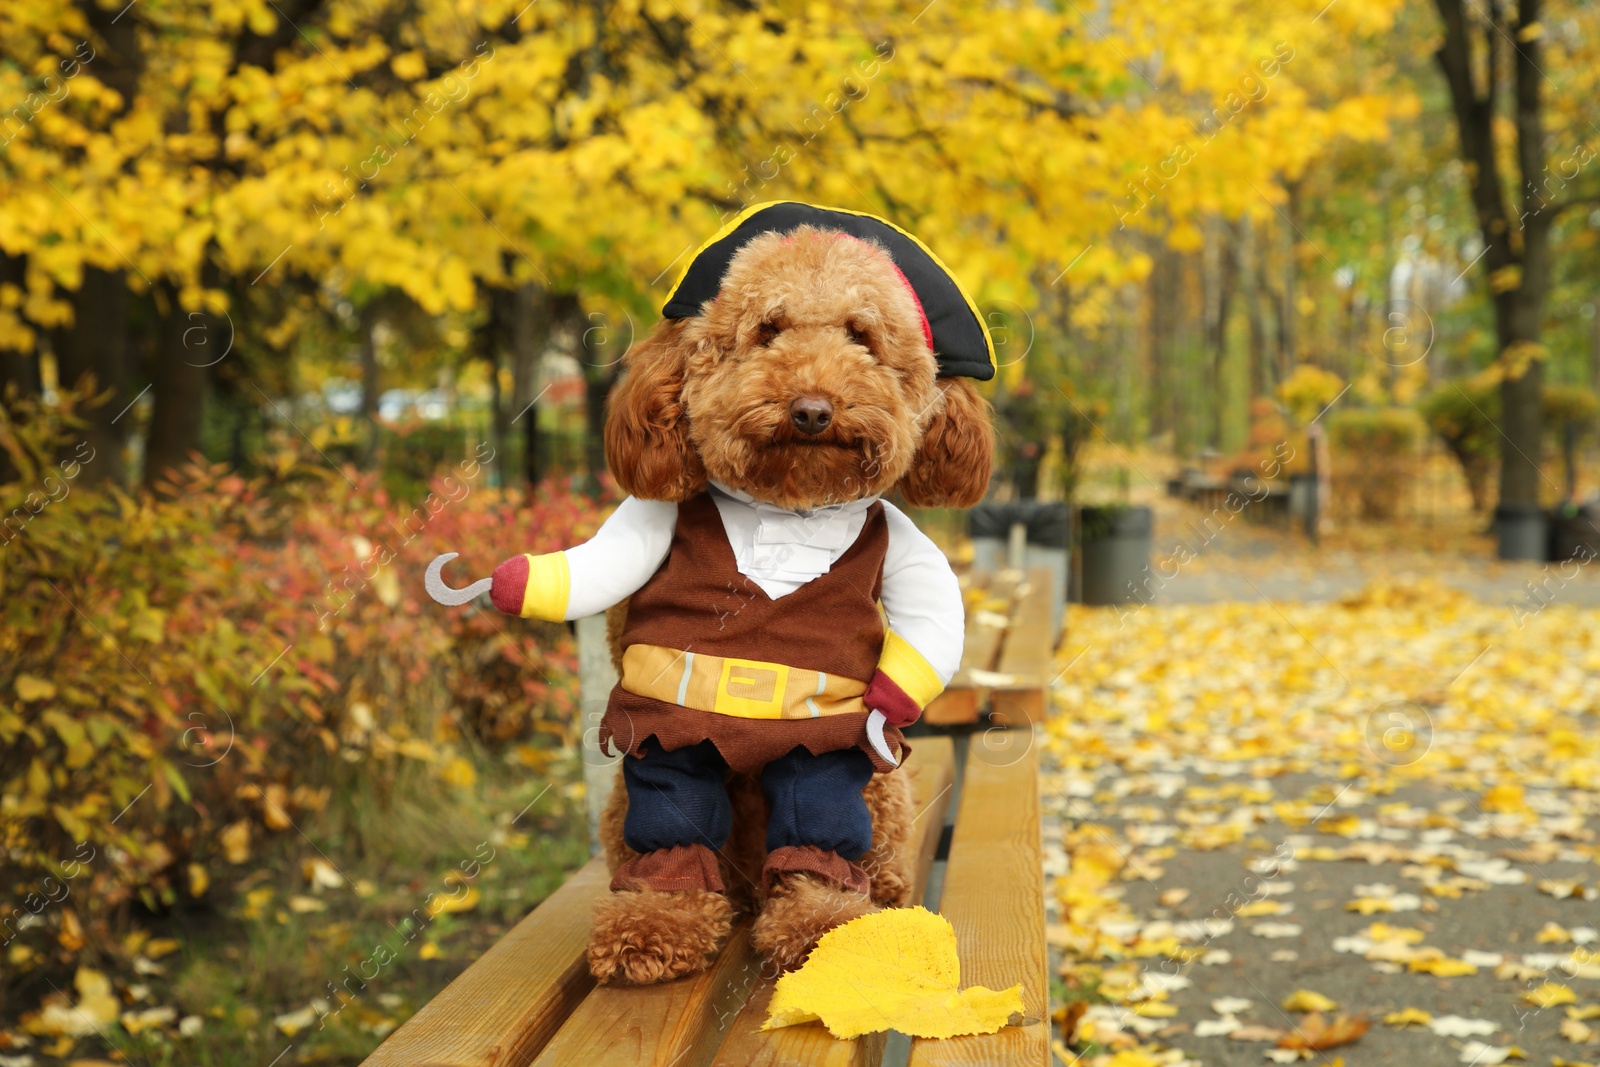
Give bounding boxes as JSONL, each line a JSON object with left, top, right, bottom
{"left": 707, "top": 481, "right": 878, "bottom": 588}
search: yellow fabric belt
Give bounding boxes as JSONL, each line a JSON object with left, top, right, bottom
{"left": 620, "top": 644, "right": 868, "bottom": 720}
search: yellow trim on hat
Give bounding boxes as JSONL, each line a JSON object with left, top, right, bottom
{"left": 664, "top": 200, "right": 996, "bottom": 372}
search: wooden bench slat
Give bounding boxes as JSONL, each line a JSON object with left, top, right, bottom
{"left": 530, "top": 925, "right": 761, "bottom": 1067}
{"left": 991, "top": 567, "right": 1058, "bottom": 724}
{"left": 707, "top": 735, "right": 957, "bottom": 1067}
{"left": 359, "top": 858, "right": 607, "bottom": 1067}
{"left": 908, "top": 739, "right": 1048, "bottom": 1067}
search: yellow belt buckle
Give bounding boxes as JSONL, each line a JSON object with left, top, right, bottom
{"left": 714, "top": 658, "right": 789, "bottom": 719}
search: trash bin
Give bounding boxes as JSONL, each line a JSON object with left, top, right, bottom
{"left": 1548, "top": 502, "right": 1600, "bottom": 563}
{"left": 968, "top": 501, "right": 1070, "bottom": 634}
{"left": 1494, "top": 503, "right": 1548, "bottom": 562}
{"left": 1076, "top": 504, "right": 1153, "bottom": 606}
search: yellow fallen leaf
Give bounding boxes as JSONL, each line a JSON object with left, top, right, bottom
{"left": 16, "top": 673, "right": 56, "bottom": 701}
{"left": 1364, "top": 924, "right": 1425, "bottom": 944}
{"left": 304, "top": 857, "right": 345, "bottom": 889}
{"left": 1481, "top": 783, "right": 1529, "bottom": 814}
{"left": 1235, "top": 900, "right": 1288, "bottom": 917}
{"left": 287, "top": 895, "right": 327, "bottom": 913}
{"left": 1561, "top": 1018, "right": 1597, "bottom": 1043}
{"left": 143, "top": 938, "right": 181, "bottom": 960}
{"left": 120, "top": 1005, "right": 177, "bottom": 1035}
{"left": 240, "top": 887, "right": 273, "bottom": 920}
{"left": 1282, "top": 989, "right": 1339, "bottom": 1012}
{"left": 427, "top": 885, "right": 480, "bottom": 915}
{"left": 1408, "top": 956, "right": 1478, "bottom": 977}
{"left": 419, "top": 941, "right": 442, "bottom": 960}
{"left": 1383, "top": 1008, "right": 1432, "bottom": 1027}
{"left": 1525, "top": 983, "right": 1579, "bottom": 1008}
{"left": 1346, "top": 897, "right": 1398, "bottom": 915}
{"left": 274, "top": 1005, "right": 319, "bottom": 1035}
{"left": 440, "top": 756, "right": 477, "bottom": 788}
{"left": 29, "top": 966, "right": 121, "bottom": 1036}
{"left": 1568, "top": 1005, "right": 1600, "bottom": 1021}
{"left": 763, "top": 906, "right": 1024, "bottom": 1039}
{"left": 1539, "top": 923, "right": 1573, "bottom": 944}
{"left": 220, "top": 820, "right": 251, "bottom": 864}
{"left": 187, "top": 863, "right": 209, "bottom": 897}
{"left": 397, "top": 738, "right": 439, "bottom": 762}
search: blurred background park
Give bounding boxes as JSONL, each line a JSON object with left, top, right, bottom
{"left": 3, "top": 0, "right": 1600, "bottom": 1064}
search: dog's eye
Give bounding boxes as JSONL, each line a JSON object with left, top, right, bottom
{"left": 847, "top": 324, "right": 871, "bottom": 350}
{"left": 755, "top": 321, "right": 782, "bottom": 347}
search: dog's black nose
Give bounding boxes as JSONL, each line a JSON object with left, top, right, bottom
{"left": 789, "top": 396, "right": 834, "bottom": 435}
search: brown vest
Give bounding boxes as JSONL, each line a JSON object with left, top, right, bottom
{"left": 599, "top": 492, "right": 904, "bottom": 773}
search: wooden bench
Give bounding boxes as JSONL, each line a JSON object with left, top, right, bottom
{"left": 923, "top": 566, "right": 1060, "bottom": 727}
{"left": 359, "top": 729, "right": 1048, "bottom": 1067}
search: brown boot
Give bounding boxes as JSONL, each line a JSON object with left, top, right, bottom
{"left": 587, "top": 844, "right": 733, "bottom": 985}
{"left": 751, "top": 846, "right": 879, "bottom": 973}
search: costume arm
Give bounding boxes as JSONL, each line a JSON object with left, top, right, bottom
{"left": 488, "top": 497, "right": 677, "bottom": 621}
{"left": 863, "top": 502, "right": 965, "bottom": 727}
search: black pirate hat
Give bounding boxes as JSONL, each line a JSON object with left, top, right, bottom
{"left": 661, "top": 201, "right": 995, "bottom": 381}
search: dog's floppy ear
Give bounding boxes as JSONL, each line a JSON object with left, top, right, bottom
{"left": 897, "top": 377, "right": 995, "bottom": 508}
{"left": 604, "top": 318, "right": 708, "bottom": 501}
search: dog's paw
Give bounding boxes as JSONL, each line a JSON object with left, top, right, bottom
{"left": 752, "top": 872, "right": 880, "bottom": 973}
{"left": 587, "top": 887, "right": 732, "bottom": 985}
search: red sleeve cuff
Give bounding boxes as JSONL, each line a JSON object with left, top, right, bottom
{"left": 864, "top": 670, "right": 922, "bottom": 729}
{"left": 490, "top": 555, "right": 528, "bottom": 615}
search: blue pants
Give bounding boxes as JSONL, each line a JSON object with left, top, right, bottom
{"left": 621, "top": 738, "right": 875, "bottom": 859}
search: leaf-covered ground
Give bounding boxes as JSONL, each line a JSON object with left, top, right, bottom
{"left": 1042, "top": 518, "right": 1600, "bottom": 1066}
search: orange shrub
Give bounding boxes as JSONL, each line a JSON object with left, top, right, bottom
{"left": 0, "top": 398, "right": 605, "bottom": 1010}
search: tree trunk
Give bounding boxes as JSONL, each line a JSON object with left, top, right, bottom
{"left": 1237, "top": 215, "right": 1271, "bottom": 401}
{"left": 49, "top": 266, "right": 132, "bottom": 485}
{"left": 358, "top": 299, "right": 381, "bottom": 463}
{"left": 1431, "top": 0, "right": 1553, "bottom": 510}
{"left": 0, "top": 253, "right": 38, "bottom": 405}
{"left": 510, "top": 285, "right": 553, "bottom": 487}
{"left": 572, "top": 301, "right": 621, "bottom": 497}
{"left": 1277, "top": 181, "right": 1298, "bottom": 385}
{"left": 476, "top": 283, "right": 510, "bottom": 492}
{"left": 1146, "top": 243, "right": 1178, "bottom": 442}
{"left": 1203, "top": 218, "right": 1237, "bottom": 449}
{"left": 1590, "top": 300, "right": 1600, "bottom": 392}
{"left": 144, "top": 286, "right": 209, "bottom": 485}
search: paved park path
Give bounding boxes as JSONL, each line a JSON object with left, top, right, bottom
{"left": 1039, "top": 497, "right": 1600, "bottom": 1066}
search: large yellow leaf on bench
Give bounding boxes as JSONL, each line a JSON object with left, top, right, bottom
{"left": 763, "top": 906, "right": 1023, "bottom": 1040}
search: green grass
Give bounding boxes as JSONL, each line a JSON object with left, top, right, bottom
{"left": 91, "top": 753, "right": 589, "bottom": 1067}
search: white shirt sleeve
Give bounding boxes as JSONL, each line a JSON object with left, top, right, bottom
{"left": 561, "top": 496, "right": 678, "bottom": 619}
{"left": 878, "top": 501, "right": 965, "bottom": 683}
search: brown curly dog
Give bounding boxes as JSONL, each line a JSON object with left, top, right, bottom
{"left": 589, "top": 224, "right": 993, "bottom": 984}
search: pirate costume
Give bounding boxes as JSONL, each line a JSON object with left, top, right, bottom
{"left": 481, "top": 202, "right": 994, "bottom": 896}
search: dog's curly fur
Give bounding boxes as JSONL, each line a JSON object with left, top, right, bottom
{"left": 589, "top": 226, "right": 993, "bottom": 983}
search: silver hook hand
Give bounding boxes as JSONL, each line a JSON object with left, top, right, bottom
{"left": 865, "top": 709, "right": 899, "bottom": 768}
{"left": 425, "top": 552, "right": 493, "bottom": 606}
